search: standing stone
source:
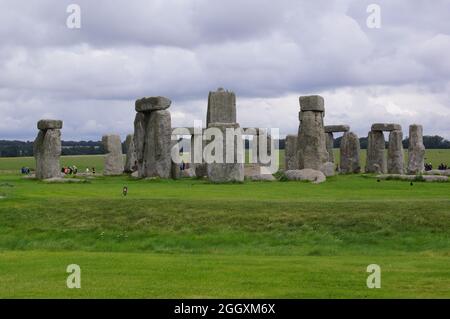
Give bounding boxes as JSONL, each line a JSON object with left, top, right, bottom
{"left": 285, "top": 135, "right": 298, "bottom": 170}
{"left": 205, "top": 88, "right": 243, "bottom": 182}
{"left": 366, "top": 131, "right": 386, "bottom": 173}
{"left": 124, "top": 134, "right": 137, "bottom": 173}
{"left": 297, "top": 95, "right": 328, "bottom": 170}
{"left": 142, "top": 110, "right": 172, "bottom": 179}
{"left": 340, "top": 132, "right": 361, "bottom": 174}
{"left": 407, "top": 124, "right": 425, "bottom": 174}
{"left": 133, "top": 112, "right": 148, "bottom": 177}
{"left": 387, "top": 130, "right": 404, "bottom": 174}
{"left": 34, "top": 120, "right": 63, "bottom": 180}
{"left": 132, "top": 96, "right": 173, "bottom": 179}
{"left": 326, "top": 132, "right": 334, "bottom": 163}
{"left": 206, "top": 123, "right": 244, "bottom": 183}
{"left": 102, "top": 135, "right": 124, "bottom": 176}
{"left": 206, "top": 88, "right": 236, "bottom": 125}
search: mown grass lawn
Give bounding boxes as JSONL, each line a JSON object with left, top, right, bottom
{"left": 0, "top": 153, "right": 449, "bottom": 298}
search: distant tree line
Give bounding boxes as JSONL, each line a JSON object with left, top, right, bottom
{"left": 0, "top": 140, "right": 105, "bottom": 157}
{"left": 0, "top": 135, "right": 449, "bottom": 157}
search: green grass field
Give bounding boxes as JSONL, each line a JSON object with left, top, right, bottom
{"left": 0, "top": 151, "right": 449, "bottom": 298}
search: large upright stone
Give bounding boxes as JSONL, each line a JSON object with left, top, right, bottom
{"left": 285, "top": 134, "right": 298, "bottom": 170}
{"left": 366, "top": 131, "right": 386, "bottom": 173}
{"left": 206, "top": 88, "right": 236, "bottom": 125}
{"left": 102, "top": 135, "right": 124, "bottom": 176}
{"left": 206, "top": 123, "right": 244, "bottom": 183}
{"left": 142, "top": 110, "right": 172, "bottom": 178}
{"left": 297, "top": 95, "right": 328, "bottom": 170}
{"left": 340, "top": 132, "right": 361, "bottom": 173}
{"left": 407, "top": 124, "right": 425, "bottom": 174}
{"left": 124, "top": 134, "right": 137, "bottom": 173}
{"left": 34, "top": 122, "right": 62, "bottom": 180}
{"left": 387, "top": 130, "right": 404, "bottom": 174}
{"left": 326, "top": 132, "right": 334, "bottom": 163}
{"left": 133, "top": 112, "right": 147, "bottom": 176}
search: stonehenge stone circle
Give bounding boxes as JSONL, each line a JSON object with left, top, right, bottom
{"left": 407, "top": 124, "right": 425, "bottom": 174}
{"left": 366, "top": 130, "right": 386, "bottom": 173}
{"left": 206, "top": 89, "right": 244, "bottom": 183}
{"left": 297, "top": 95, "right": 328, "bottom": 170}
{"left": 124, "top": 134, "right": 137, "bottom": 173}
{"left": 387, "top": 130, "right": 404, "bottom": 174}
{"left": 102, "top": 134, "right": 124, "bottom": 176}
{"left": 133, "top": 96, "right": 172, "bottom": 178}
{"left": 34, "top": 120, "right": 62, "bottom": 180}
{"left": 340, "top": 132, "right": 361, "bottom": 174}
{"left": 285, "top": 134, "right": 298, "bottom": 170}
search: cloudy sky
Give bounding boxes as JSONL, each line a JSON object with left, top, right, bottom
{"left": 0, "top": 0, "right": 449, "bottom": 141}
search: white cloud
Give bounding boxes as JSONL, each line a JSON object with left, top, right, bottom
{"left": 0, "top": 0, "right": 448, "bottom": 141}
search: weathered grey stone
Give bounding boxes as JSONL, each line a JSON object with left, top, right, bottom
{"left": 297, "top": 101, "right": 328, "bottom": 170}
{"left": 124, "top": 134, "right": 137, "bottom": 173}
{"left": 340, "top": 132, "right": 361, "bottom": 174}
{"left": 422, "top": 175, "right": 448, "bottom": 182}
{"left": 377, "top": 174, "right": 448, "bottom": 182}
{"left": 133, "top": 112, "right": 148, "bottom": 176}
{"left": 206, "top": 88, "right": 236, "bottom": 125}
{"left": 326, "top": 132, "right": 334, "bottom": 163}
{"left": 34, "top": 128, "right": 62, "bottom": 180}
{"left": 195, "top": 163, "right": 208, "bottom": 178}
{"left": 425, "top": 169, "right": 450, "bottom": 176}
{"left": 366, "top": 131, "right": 386, "bottom": 173}
{"left": 387, "top": 130, "right": 404, "bottom": 174}
{"left": 142, "top": 110, "right": 172, "bottom": 178}
{"left": 299, "top": 95, "right": 325, "bottom": 112}
{"left": 248, "top": 174, "right": 276, "bottom": 181}
{"left": 324, "top": 125, "right": 350, "bottom": 133}
{"left": 284, "top": 169, "right": 326, "bottom": 184}
{"left": 407, "top": 124, "right": 425, "bottom": 174}
{"left": 206, "top": 123, "right": 244, "bottom": 183}
{"left": 37, "top": 119, "right": 63, "bottom": 130}
{"left": 102, "top": 134, "right": 124, "bottom": 176}
{"left": 135, "top": 96, "right": 171, "bottom": 113}
{"left": 256, "top": 129, "right": 272, "bottom": 165}
{"left": 320, "top": 162, "right": 335, "bottom": 177}
{"left": 371, "top": 123, "right": 402, "bottom": 132}
{"left": 285, "top": 135, "right": 298, "bottom": 170}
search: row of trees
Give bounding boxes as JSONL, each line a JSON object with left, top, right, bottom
{"left": 1, "top": 135, "right": 449, "bottom": 157}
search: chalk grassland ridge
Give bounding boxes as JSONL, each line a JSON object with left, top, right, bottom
{"left": 0, "top": 153, "right": 449, "bottom": 298}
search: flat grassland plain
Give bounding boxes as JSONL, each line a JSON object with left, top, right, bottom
{"left": 0, "top": 150, "right": 449, "bottom": 298}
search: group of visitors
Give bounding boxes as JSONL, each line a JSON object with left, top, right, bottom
{"left": 61, "top": 165, "right": 78, "bottom": 175}
{"left": 20, "top": 167, "right": 31, "bottom": 175}
{"left": 84, "top": 167, "right": 96, "bottom": 175}
{"left": 424, "top": 162, "right": 448, "bottom": 171}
